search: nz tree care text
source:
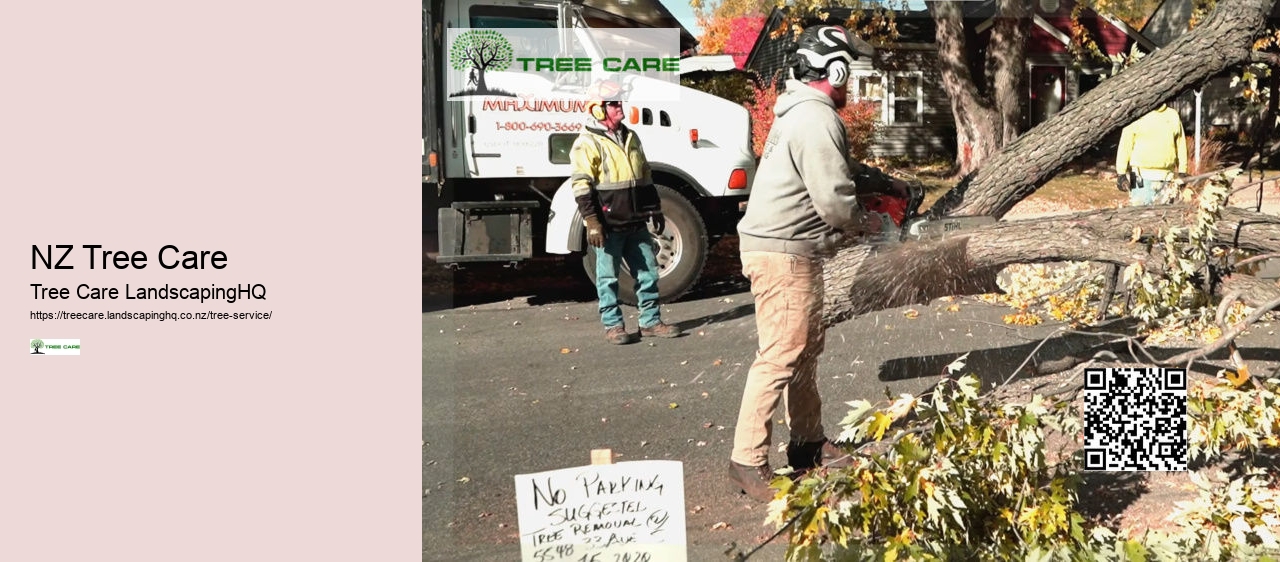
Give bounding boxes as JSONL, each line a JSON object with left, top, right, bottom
{"left": 29, "top": 245, "right": 266, "bottom": 305}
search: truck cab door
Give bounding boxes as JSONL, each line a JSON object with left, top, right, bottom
{"left": 448, "top": 0, "right": 590, "bottom": 179}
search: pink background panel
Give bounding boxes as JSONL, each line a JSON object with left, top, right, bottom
{"left": 0, "top": 2, "right": 421, "bottom": 560}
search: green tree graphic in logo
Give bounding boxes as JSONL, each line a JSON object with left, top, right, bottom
{"left": 30, "top": 339, "right": 45, "bottom": 354}
{"left": 449, "top": 30, "right": 516, "bottom": 97}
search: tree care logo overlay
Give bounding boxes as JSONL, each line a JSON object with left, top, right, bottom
{"left": 29, "top": 339, "right": 81, "bottom": 355}
{"left": 445, "top": 28, "right": 681, "bottom": 102}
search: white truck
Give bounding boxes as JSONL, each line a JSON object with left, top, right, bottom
{"left": 423, "top": 0, "right": 756, "bottom": 303}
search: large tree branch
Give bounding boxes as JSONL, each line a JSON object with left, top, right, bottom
{"left": 1250, "top": 51, "right": 1280, "bottom": 65}
{"left": 927, "top": 0, "right": 1277, "bottom": 219}
{"left": 1159, "top": 295, "right": 1280, "bottom": 366}
{"left": 822, "top": 206, "right": 1280, "bottom": 326}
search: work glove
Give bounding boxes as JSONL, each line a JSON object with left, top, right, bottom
{"left": 649, "top": 213, "right": 665, "bottom": 235}
{"left": 889, "top": 178, "right": 910, "bottom": 197}
{"left": 583, "top": 215, "right": 605, "bottom": 248}
{"left": 1116, "top": 174, "right": 1130, "bottom": 192}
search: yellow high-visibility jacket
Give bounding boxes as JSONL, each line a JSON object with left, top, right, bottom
{"left": 1116, "top": 106, "right": 1188, "bottom": 176}
{"left": 570, "top": 124, "right": 660, "bottom": 229}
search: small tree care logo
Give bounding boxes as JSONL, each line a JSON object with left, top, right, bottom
{"left": 448, "top": 30, "right": 516, "bottom": 98}
{"left": 30, "top": 339, "right": 80, "bottom": 355}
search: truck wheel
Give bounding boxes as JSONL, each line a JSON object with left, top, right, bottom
{"left": 582, "top": 185, "right": 707, "bottom": 305}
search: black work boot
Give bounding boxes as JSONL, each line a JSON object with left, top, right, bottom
{"left": 787, "top": 439, "right": 853, "bottom": 471}
{"left": 727, "top": 461, "right": 776, "bottom": 502}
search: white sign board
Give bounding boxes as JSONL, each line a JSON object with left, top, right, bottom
{"left": 514, "top": 460, "right": 686, "bottom": 562}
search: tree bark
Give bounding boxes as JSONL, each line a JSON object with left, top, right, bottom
{"left": 930, "top": 1, "right": 998, "bottom": 177}
{"left": 823, "top": 206, "right": 1280, "bottom": 327}
{"left": 926, "top": 0, "right": 1276, "bottom": 220}
{"left": 930, "top": 0, "right": 1027, "bottom": 176}
{"left": 986, "top": 0, "right": 1029, "bottom": 145}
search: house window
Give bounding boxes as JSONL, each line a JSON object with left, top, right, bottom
{"left": 891, "top": 73, "right": 922, "bottom": 124}
{"left": 852, "top": 73, "right": 884, "bottom": 119}
{"left": 851, "top": 71, "right": 923, "bottom": 125}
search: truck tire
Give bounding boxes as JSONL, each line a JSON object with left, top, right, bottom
{"left": 582, "top": 185, "right": 707, "bottom": 305}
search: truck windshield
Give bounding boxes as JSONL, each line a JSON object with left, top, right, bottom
{"left": 469, "top": 4, "right": 595, "bottom": 90}
{"left": 469, "top": 6, "right": 555, "bottom": 28}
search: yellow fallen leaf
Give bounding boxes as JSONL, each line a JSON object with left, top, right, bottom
{"left": 710, "top": 522, "right": 731, "bottom": 530}
{"left": 946, "top": 304, "right": 960, "bottom": 312}
{"left": 669, "top": 403, "right": 679, "bottom": 409}
{"left": 869, "top": 411, "right": 893, "bottom": 440}
{"left": 458, "top": 477, "right": 471, "bottom": 483}
{"left": 560, "top": 348, "right": 571, "bottom": 354}
{"left": 1002, "top": 312, "right": 1042, "bottom": 326}
{"left": 904, "top": 309, "right": 919, "bottom": 319}
{"left": 1130, "top": 226, "right": 1142, "bottom": 244}
{"left": 712, "top": 359, "right": 723, "bottom": 366}
{"left": 1223, "top": 367, "right": 1250, "bottom": 388}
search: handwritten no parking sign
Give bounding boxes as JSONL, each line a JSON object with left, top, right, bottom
{"left": 514, "top": 460, "right": 687, "bottom": 562}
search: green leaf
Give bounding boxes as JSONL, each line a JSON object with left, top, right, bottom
{"left": 1123, "top": 540, "right": 1147, "bottom": 562}
{"left": 842, "top": 399, "right": 874, "bottom": 420}
{"left": 957, "top": 375, "right": 980, "bottom": 399}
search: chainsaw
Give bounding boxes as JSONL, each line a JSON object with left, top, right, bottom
{"left": 858, "top": 180, "right": 996, "bottom": 244}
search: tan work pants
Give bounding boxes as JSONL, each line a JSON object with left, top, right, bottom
{"left": 731, "top": 251, "right": 826, "bottom": 467}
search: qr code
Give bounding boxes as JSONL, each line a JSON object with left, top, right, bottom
{"left": 1083, "top": 367, "right": 1188, "bottom": 471}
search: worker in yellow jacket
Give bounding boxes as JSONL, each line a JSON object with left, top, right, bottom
{"left": 571, "top": 79, "right": 681, "bottom": 345}
{"left": 1115, "top": 104, "right": 1188, "bottom": 205}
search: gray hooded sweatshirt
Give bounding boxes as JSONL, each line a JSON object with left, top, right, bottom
{"left": 737, "top": 79, "right": 875, "bottom": 257}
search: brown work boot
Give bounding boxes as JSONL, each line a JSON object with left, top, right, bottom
{"left": 727, "top": 461, "right": 777, "bottom": 502}
{"left": 604, "top": 325, "right": 633, "bottom": 345}
{"left": 787, "top": 439, "right": 853, "bottom": 470}
{"left": 639, "top": 322, "right": 682, "bottom": 338}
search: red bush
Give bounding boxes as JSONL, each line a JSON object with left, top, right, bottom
{"left": 747, "top": 81, "right": 879, "bottom": 161}
{"left": 724, "top": 17, "right": 765, "bottom": 69}
{"left": 839, "top": 99, "right": 879, "bottom": 162}
{"left": 747, "top": 82, "right": 780, "bottom": 158}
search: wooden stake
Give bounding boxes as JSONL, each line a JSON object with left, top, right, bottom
{"left": 591, "top": 449, "right": 614, "bottom": 465}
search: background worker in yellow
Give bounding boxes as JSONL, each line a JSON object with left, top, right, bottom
{"left": 1115, "top": 104, "right": 1188, "bottom": 205}
{"left": 571, "top": 80, "right": 682, "bottom": 345}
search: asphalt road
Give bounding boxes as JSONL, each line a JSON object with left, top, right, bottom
{"left": 423, "top": 181, "right": 1280, "bottom": 560}
{"left": 422, "top": 255, "right": 1096, "bottom": 561}
{"left": 423, "top": 203, "right": 1280, "bottom": 561}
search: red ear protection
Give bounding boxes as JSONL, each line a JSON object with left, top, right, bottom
{"left": 586, "top": 80, "right": 623, "bottom": 121}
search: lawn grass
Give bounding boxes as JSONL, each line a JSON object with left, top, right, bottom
{"left": 894, "top": 156, "right": 1126, "bottom": 213}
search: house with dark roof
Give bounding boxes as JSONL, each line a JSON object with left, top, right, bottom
{"left": 742, "top": 0, "right": 1153, "bottom": 159}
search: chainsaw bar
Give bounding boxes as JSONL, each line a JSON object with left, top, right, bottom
{"left": 859, "top": 214, "right": 997, "bottom": 246}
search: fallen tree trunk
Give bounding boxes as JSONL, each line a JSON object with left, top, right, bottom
{"left": 923, "top": 0, "right": 1277, "bottom": 220}
{"left": 823, "top": 206, "right": 1280, "bottom": 327}
{"left": 821, "top": 0, "right": 1279, "bottom": 326}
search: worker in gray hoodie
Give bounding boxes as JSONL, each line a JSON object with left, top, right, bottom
{"left": 728, "top": 24, "right": 903, "bottom": 502}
